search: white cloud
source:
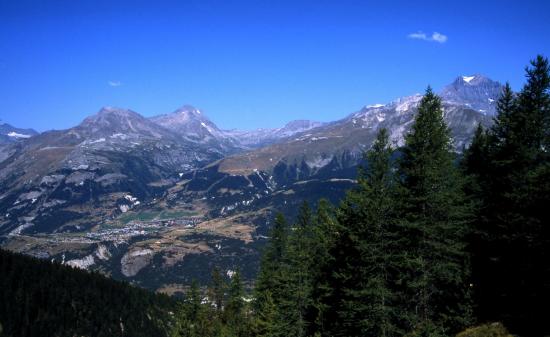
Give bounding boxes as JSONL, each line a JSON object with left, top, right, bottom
{"left": 408, "top": 32, "right": 428, "bottom": 40}
{"left": 108, "top": 80, "right": 122, "bottom": 87}
{"left": 431, "top": 32, "right": 448, "bottom": 43}
{"left": 407, "top": 31, "right": 448, "bottom": 44}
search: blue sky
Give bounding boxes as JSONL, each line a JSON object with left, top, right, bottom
{"left": 1, "top": 0, "right": 549, "bottom": 132}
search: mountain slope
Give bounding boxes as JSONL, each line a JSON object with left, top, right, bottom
{"left": 0, "top": 107, "right": 224, "bottom": 236}
{"left": 0, "top": 120, "right": 38, "bottom": 144}
{"left": 0, "top": 248, "right": 175, "bottom": 337}
{"left": 216, "top": 81, "right": 500, "bottom": 177}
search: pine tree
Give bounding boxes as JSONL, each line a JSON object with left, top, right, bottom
{"left": 255, "top": 213, "right": 288, "bottom": 305}
{"left": 395, "top": 87, "right": 472, "bottom": 335}
{"left": 278, "top": 202, "right": 315, "bottom": 337}
{"left": 252, "top": 291, "right": 277, "bottom": 337}
{"left": 309, "top": 199, "right": 337, "bottom": 336}
{"left": 462, "top": 123, "right": 489, "bottom": 192}
{"left": 320, "top": 128, "right": 398, "bottom": 337}
{"left": 466, "top": 55, "right": 550, "bottom": 336}
{"left": 172, "top": 281, "right": 214, "bottom": 337}
{"left": 209, "top": 266, "right": 226, "bottom": 314}
{"left": 254, "top": 213, "right": 289, "bottom": 336}
{"left": 225, "top": 270, "right": 249, "bottom": 337}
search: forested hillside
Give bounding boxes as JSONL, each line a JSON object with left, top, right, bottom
{"left": 0, "top": 248, "right": 176, "bottom": 337}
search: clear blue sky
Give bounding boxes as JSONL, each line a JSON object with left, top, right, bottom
{"left": 1, "top": 0, "right": 549, "bottom": 132}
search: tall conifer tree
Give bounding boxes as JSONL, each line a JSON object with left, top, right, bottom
{"left": 321, "top": 128, "right": 398, "bottom": 337}
{"left": 254, "top": 213, "right": 289, "bottom": 336}
{"left": 466, "top": 55, "right": 550, "bottom": 335}
{"left": 280, "top": 202, "right": 315, "bottom": 337}
{"left": 396, "top": 87, "right": 472, "bottom": 335}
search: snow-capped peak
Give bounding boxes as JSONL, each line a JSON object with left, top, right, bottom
{"left": 462, "top": 76, "right": 475, "bottom": 83}
{"left": 7, "top": 131, "right": 32, "bottom": 139}
{"left": 367, "top": 104, "right": 385, "bottom": 108}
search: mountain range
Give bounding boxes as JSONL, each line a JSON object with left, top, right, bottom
{"left": 0, "top": 74, "right": 504, "bottom": 291}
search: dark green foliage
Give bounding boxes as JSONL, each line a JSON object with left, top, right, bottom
{"left": 464, "top": 55, "right": 550, "bottom": 336}
{"left": 173, "top": 268, "right": 253, "bottom": 337}
{"left": 252, "top": 291, "right": 277, "bottom": 337}
{"left": 0, "top": 248, "right": 175, "bottom": 337}
{"left": 308, "top": 199, "right": 338, "bottom": 335}
{"left": 320, "top": 128, "right": 398, "bottom": 337}
{"left": 172, "top": 280, "right": 216, "bottom": 337}
{"left": 209, "top": 266, "right": 227, "bottom": 314}
{"left": 254, "top": 213, "right": 289, "bottom": 332}
{"left": 280, "top": 202, "right": 315, "bottom": 337}
{"left": 225, "top": 271, "right": 251, "bottom": 336}
{"left": 253, "top": 202, "right": 338, "bottom": 337}
{"left": 395, "top": 87, "right": 472, "bottom": 335}
{"left": 255, "top": 213, "right": 288, "bottom": 300}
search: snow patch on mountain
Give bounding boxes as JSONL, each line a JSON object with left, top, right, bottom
{"left": 7, "top": 132, "right": 32, "bottom": 138}
{"left": 306, "top": 156, "right": 333, "bottom": 169}
{"left": 393, "top": 94, "right": 423, "bottom": 113}
{"left": 66, "top": 255, "right": 95, "bottom": 269}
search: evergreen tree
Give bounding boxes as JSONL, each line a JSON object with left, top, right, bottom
{"left": 209, "top": 266, "right": 227, "bottom": 314}
{"left": 309, "top": 199, "right": 337, "bottom": 336}
{"left": 462, "top": 123, "right": 490, "bottom": 190}
{"left": 255, "top": 213, "right": 288, "bottom": 299}
{"left": 395, "top": 87, "right": 472, "bottom": 335}
{"left": 280, "top": 202, "right": 315, "bottom": 337}
{"left": 224, "top": 270, "right": 250, "bottom": 337}
{"left": 252, "top": 291, "right": 277, "bottom": 337}
{"left": 172, "top": 281, "right": 215, "bottom": 337}
{"left": 466, "top": 55, "right": 550, "bottom": 336}
{"left": 320, "top": 128, "right": 398, "bottom": 337}
{"left": 254, "top": 213, "right": 289, "bottom": 336}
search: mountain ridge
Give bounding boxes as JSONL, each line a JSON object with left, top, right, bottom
{"left": 0, "top": 74, "right": 506, "bottom": 291}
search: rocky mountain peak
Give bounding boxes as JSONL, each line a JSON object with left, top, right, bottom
{"left": 175, "top": 105, "right": 201, "bottom": 115}
{"left": 0, "top": 121, "right": 39, "bottom": 144}
{"left": 441, "top": 74, "right": 503, "bottom": 115}
{"left": 99, "top": 105, "right": 126, "bottom": 113}
{"left": 77, "top": 107, "right": 166, "bottom": 138}
{"left": 457, "top": 74, "right": 490, "bottom": 85}
{"left": 151, "top": 104, "right": 213, "bottom": 125}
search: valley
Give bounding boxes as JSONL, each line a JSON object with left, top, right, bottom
{"left": 0, "top": 75, "right": 503, "bottom": 292}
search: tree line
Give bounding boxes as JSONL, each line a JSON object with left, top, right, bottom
{"left": 171, "top": 55, "right": 549, "bottom": 337}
